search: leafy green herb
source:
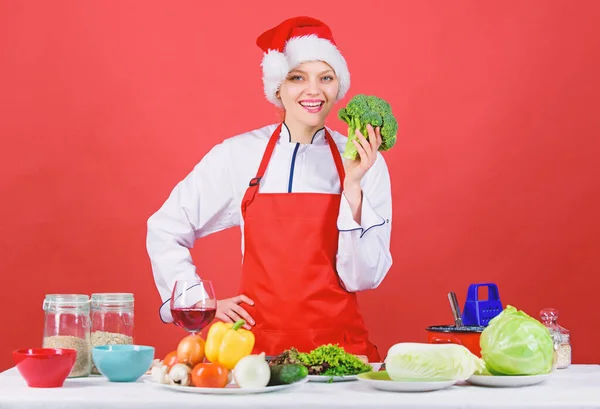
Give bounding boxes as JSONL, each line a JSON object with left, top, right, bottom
{"left": 297, "top": 344, "right": 372, "bottom": 376}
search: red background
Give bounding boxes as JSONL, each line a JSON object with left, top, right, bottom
{"left": 1, "top": 1, "right": 599, "bottom": 371}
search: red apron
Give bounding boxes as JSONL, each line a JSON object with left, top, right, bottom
{"left": 239, "top": 124, "right": 380, "bottom": 362}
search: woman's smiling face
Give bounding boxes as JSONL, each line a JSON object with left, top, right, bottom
{"left": 278, "top": 60, "right": 339, "bottom": 128}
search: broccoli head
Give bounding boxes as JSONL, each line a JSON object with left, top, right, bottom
{"left": 337, "top": 94, "right": 398, "bottom": 160}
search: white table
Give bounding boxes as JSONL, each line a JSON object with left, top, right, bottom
{"left": 1, "top": 365, "right": 599, "bottom": 409}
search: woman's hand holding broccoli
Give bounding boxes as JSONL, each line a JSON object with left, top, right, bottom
{"left": 343, "top": 123, "right": 382, "bottom": 185}
{"left": 338, "top": 94, "right": 397, "bottom": 224}
{"left": 342, "top": 124, "right": 382, "bottom": 224}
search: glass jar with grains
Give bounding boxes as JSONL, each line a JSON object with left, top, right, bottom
{"left": 540, "top": 307, "right": 571, "bottom": 369}
{"left": 42, "top": 294, "right": 92, "bottom": 377}
{"left": 90, "top": 293, "right": 134, "bottom": 374}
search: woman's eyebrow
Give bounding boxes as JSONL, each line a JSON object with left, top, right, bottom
{"left": 288, "top": 69, "right": 334, "bottom": 75}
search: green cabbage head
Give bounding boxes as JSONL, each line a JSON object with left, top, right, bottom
{"left": 480, "top": 305, "right": 555, "bottom": 375}
{"left": 385, "top": 343, "right": 485, "bottom": 381}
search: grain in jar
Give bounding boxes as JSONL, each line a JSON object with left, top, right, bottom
{"left": 90, "top": 293, "right": 134, "bottom": 374}
{"left": 42, "top": 294, "right": 92, "bottom": 377}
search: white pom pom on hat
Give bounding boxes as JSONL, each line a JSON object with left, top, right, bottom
{"left": 256, "top": 16, "right": 351, "bottom": 107}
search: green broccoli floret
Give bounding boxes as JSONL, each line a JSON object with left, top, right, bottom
{"left": 337, "top": 94, "right": 398, "bottom": 160}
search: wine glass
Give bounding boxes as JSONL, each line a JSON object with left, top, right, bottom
{"left": 170, "top": 279, "right": 217, "bottom": 335}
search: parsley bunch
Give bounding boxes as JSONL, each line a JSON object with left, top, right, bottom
{"left": 298, "top": 344, "right": 372, "bottom": 376}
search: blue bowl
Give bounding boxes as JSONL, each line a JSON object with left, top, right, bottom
{"left": 92, "top": 345, "right": 155, "bottom": 382}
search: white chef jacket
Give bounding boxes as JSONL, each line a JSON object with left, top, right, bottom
{"left": 147, "top": 123, "right": 393, "bottom": 323}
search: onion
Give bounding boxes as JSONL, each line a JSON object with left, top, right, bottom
{"left": 233, "top": 352, "right": 271, "bottom": 388}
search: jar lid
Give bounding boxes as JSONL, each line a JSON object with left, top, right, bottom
{"left": 91, "top": 293, "right": 134, "bottom": 308}
{"left": 540, "top": 307, "right": 559, "bottom": 324}
{"left": 91, "top": 293, "right": 134, "bottom": 301}
{"left": 43, "top": 294, "right": 90, "bottom": 310}
{"left": 44, "top": 294, "right": 89, "bottom": 303}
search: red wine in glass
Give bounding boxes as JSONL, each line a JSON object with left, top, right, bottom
{"left": 171, "top": 307, "right": 216, "bottom": 333}
{"left": 170, "top": 279, "right": 216, "bottom": 335}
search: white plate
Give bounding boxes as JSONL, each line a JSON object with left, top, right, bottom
{"left": 307, "top": 374, "right": 357, "bottom": 382}
{"left": 356, "top": 371, "right": 457, "bottom": 392}
{"left": 467, "top": 373, "right": 551, "bottom": 388}
{"left": 144, "top": 377, "right": 309, "bottom": 395}
{"left": 307, "top": 362, "right": 382, "bottom": 383}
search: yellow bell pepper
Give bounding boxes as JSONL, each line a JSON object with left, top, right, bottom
{"left": 205, "top": 319, "right": 255, "bottom": 370}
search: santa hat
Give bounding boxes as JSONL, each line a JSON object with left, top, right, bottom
{"left": 256, "top": 16, "right": 350, "bottom": 107}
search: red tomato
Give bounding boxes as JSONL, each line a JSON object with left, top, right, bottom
{"left": 177, "top": 335, "right": 206, "bottom": 367}
{"left": 191, "top": 363, "right": 230, "bottom": 388}
{"left": 163, "top": 350, "right": 179, "bottom": 371}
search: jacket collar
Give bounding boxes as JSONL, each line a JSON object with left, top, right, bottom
{"left": 280, "top": 123, "right": 326, "bottom": 145}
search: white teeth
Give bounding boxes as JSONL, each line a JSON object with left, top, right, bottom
{"left": 300, "top": 102, "right": 322, "bottom": 107}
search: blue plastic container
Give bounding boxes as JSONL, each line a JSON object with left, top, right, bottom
{"left": 92, "top": 345, "right": 154, "bottom": 382}
{"left": 461, "top": 283, "right": 503, "bottom": 326}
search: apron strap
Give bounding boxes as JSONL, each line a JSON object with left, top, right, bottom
{"left": 242, "top": 124, "right": 346, "bottom": 214}
{"left": 248, "top": 124, "right": 283, "bottom": 190}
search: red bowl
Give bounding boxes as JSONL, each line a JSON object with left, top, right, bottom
{"left": 426, "top": 325, "right": 485, "bottom": 357}
{"left": 13, "top": 348, "right": 77, "bottom": 388}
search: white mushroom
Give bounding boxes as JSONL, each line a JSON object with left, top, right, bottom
{"left": 169, "top": 363, "right": 191, "bottom": 386}
{"left": 151, "top": 365, "right": 170, "bottom": 384}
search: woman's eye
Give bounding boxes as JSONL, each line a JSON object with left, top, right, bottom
{"left": 322, "top": 75, "right": 334, "bottom": 81}
{"left": 289, "top": 75, "right": 303, "bottom": 81}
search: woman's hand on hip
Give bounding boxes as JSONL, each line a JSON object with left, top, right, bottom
{"left": 216, "top": 295, "right": 255, "bottom": 329}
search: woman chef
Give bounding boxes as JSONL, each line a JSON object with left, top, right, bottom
{"left": 146, "top": 16, "right": 393, "bottom": 362}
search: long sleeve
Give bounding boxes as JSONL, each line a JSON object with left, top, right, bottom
{"left": 146, "top": 142, "right": 240, "bottom": 323}
{"left": 336, "top": 152, "right": 393, "bottom": 291}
